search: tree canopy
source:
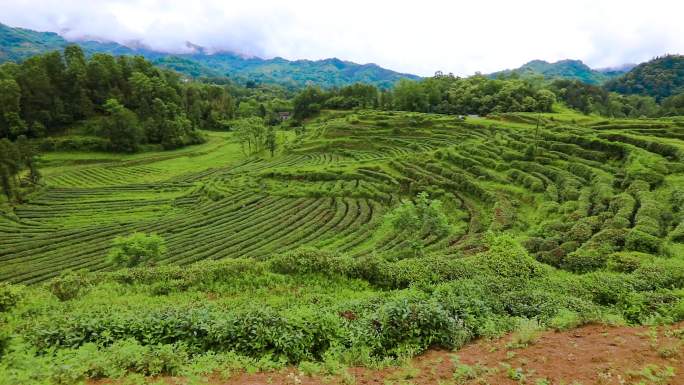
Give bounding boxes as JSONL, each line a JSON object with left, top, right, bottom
{"left": 605, "top": 55, "right": 684, "bottom": 101}
{"left": 0, "top": 46, "right": 239, "bottom": 151}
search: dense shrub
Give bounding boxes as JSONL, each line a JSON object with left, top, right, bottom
{"left": 11, "top": 231, "right": 684, "bottom": 383}
{"left": 567, "top": 221, "right": 593, "bottom": 242}
{"left": 631, "top": 260, "right": 684, "bottom": 291}
{"left": 606, "top": 252, "right": 647, "bottom": 273}
{"left": 46, "top": 270, "right": 93, "bottom": 301}
{"left": 106, "top": 258, "right": 264, "bottom": 287}
{"left": 563, "top": 250, "right": 609, "bottom": 273}
{"left": 579, "top": 272, "right": 636, "bottom": 306}
{"left": 385, "top": 192, "right": 451, "bottom": 243}
{"left": 472, "top": 235, "right": 545, "bottom": 280}
{"left": 269, "top": 248, "right": 354, "bottom": 276}
{"left": 375, "top": 296, "right": 469, "bottom": 355}
{"left": 500, "top": 289, "right": 562, "bottom": 319}
{"left": 107, "top": 233, "right": 167, "bottom": 268}
{"left": 0, "top": 283, "right": 23, "bottom": 312}
{"left": 38, "top": 136, "right": 110, "bottom": 152}
{"left": 625, "top": 229, "right": 663, "bottom": 254}
{"left": 669, "top": 221, "right": 684, "bottom": 242}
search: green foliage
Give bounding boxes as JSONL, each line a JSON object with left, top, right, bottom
{"left": 625, "top": 229, "right": 663, "bottom": 254}
{"left": 2, "top": 233, "right": 683, "bottom": 382}
{"left": 383, "top": 75, "right": 556, "bottom": 115}
{"left": 0, "top": 46, "right": 218, "bottom": 152}
{"left": 0, "top": 137, "right": 40, "bottom": 202}
{"left": 293, "top": 86, "right": 326, "bottom": 119}
{"left": 38, "top": 135, "right": 109, "bottom": 152}
{"left": 266, "top": 126, "right": 277, "bottom": 156}
{"left": 0, "top": 23, "right": 418, "bottom": 89}
{"left": 550, "top": 79, "right": 664, "bottom": 117}
{"left": 100, "top": 99, "right": 143, "bottom": 153}
{"left": 508, "top": 318, "right": 542, "bottom": 348}
{"left": 0, "top": 105, "right": 683, "bottom": 383}
{"left": 548, "top": 309, "right": 582, "bottom": 331}
{"left": 605, "top": 55, "right": 684, "bottom": 100}
{"left": 489, "top": 59, "right": 625, "bottom": 85}
{"left": 107, "top": 232, "right": 167, "bottom": 268}
{"left": 475, "top": 234, "right": 544, "bottom": 280}
{"left": 662, "top": 92, "right": 684, "bottom": 115}
{"left": 232, "top": 117, "right": 267, "bottom": 154}
{"left": 386, "top": 192, "right": 451, "bottom": 245}
{"left": 46, "top": 270, "right": 92, "bottom": 301}
{"left": 0, "top": 283, "right": 22, "bottom": 312}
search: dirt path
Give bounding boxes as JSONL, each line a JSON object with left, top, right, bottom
{"left": 93, "top": 322, "right": 684, "bottom": 385}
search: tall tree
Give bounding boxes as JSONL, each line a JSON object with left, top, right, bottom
{"left": 232, "top": 117, "right": 266, "bottom": 155}
{"left": 266, "top": 126, "right": 277, "bottom": 157}
{"left": 0, "top": 139, "right": 21, "bottom": 201}
{"left": 100, "top": 99, "right": 142, "bottom": 153}
{"left": 63, "top": 45, "right": 92, "bottom": 119}
{"left": 16, "top": 136, "right": 40, "bottom": 185}
{"left": 293, "top": 86, "right": 326, "bottom": 119}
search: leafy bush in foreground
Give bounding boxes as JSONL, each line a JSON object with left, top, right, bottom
{"left": 1, "top": 234, "right": 683, "bottom": 383}
{"left": 107, "top": 232, "right": 167, "bottom": 268}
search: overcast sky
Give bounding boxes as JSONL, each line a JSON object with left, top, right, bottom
{"left": 2, "top": 0, "right": 683, "bottom": 76}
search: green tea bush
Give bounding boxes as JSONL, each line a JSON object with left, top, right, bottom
{"left": 579, "top": 271, "right": 636, "bottom": 305}
{"left": 375, "top": 295, "right": 468, "bottom": 356}
{"left": 567, "top": 221, "right": 593, "bottom": 242}
{"left": 74, "top": 339, "right": 189, "bottom": 378}
{"left": 625, "top": 153, "right": 667, "bottom": 186}
{"left": 606, "top": 252, "right": 647, "bottom": 273}
{"left": 472, "top": 234, "right": 545, "bottom": 280}
{"left": 507, "top": 169, "right": 544, "bottom": 192}
{"left": 0, "top": 283, "right": 22, "bottom": 312}
{"left": 599, "top": 133, "right": 682, "bottom": 160}
{"left": 563, "top": 249, "right": 610, "bottom": 273}
{"left": 3, "top": 110, "right": 684, "bottom": 383}
{"left": 625, "top": 229, "right": 663, "bottom": 254}
{"left": 108, "top": 232, "right": 167, "bottom": 268}
{"left": 669, "top": 221, "right": 684, "bottom": 242}
{"left": 46, "top": 270, "right": 93, "bottom": 301}
{"left": 107, "top": 258, "right": 264, "bottom": 287}
{"left": 269, "top": 248, "right": 353, "bottom": 276}
{"left": 501, "top": 290, "right": 563, "bottom": 319}
{"left": 672, "top": 190, "right": 684, "bottom": 211}
{"left": 631, "top": 260, "right": 684, "bottom": 291}
{"left": 633, "top": 195, "right": 664, "bottom": 236}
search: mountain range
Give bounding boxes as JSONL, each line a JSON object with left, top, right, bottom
{"left": 0, "top": 22, "right": 419, "bottom": 89}
{"left": 488, "top": 59, "right": 634, "bottom": 84}
{"left": 1, "top": 22, "right": 679, "bottom": 95}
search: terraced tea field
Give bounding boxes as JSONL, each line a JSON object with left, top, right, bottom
{"left": 1, "top": 111, "right": 683, "bottom": 283}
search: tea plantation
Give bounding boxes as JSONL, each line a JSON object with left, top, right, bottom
{"left": 0, "top": 110, "right": 683, "bottom": 383}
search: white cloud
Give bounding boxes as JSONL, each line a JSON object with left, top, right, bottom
{"left": 2, "top": 0, "right": 683, "bottom": 76}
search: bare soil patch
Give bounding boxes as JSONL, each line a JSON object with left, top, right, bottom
{"left": 91, "top": 322, "right": 684, "bottom": 385}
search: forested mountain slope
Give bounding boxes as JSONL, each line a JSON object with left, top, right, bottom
{"left": 489, "top": 59, "right": 628, "bottom": 84}
{"left": 0, "top": 22, "right": 419, "bottom": 88}
{"left": 605, "top": 54, "right": 684, "bottom": 100}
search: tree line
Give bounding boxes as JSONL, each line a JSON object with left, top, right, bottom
{"left": 293, "top": 75, "right": 556, "bottom": 119}
{"left": 604, "top": 55, "right": 684, "bottom": 101}
{"left": 0, "top": 46, "right": 291, "bottom": 152}
{"left": 0, "top": 137, "right": 40, "bottom": 202}
{"left": 549, "top": 79, "right": 684, "bottom": 117}
{"left": 293, "top": 72, "right": 684, "bottom": 120}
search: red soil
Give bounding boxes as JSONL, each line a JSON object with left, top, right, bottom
{"left": 91, "top": 322, "right": 684, "bottom": 385}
